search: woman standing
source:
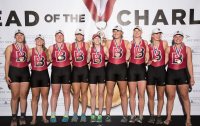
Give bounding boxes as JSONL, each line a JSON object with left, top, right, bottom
{"left": 105, "top": 26, "right": 129, "bottom": 123}
{"left": 49, "top": 30, "right": 71, "bottom": 123}
{"left": 87, "top": 34, "right": 108, "bottom": 123}
{"left": 70, "top": 28, "right": 89, "bottom": 122}
{"left": 164, "top": 31, "right": 195, "bottom": 126}
{"left": 127, "top": 26, "right": 149, "bottom": 123}
{"left": 5, "top": 30, "right": 30, "bottom": 126}
{"left": 29, "top": 35, "right": 50, "bottom": 125}
{"left": 147, "top": 28, "right": 168, "bottom": 124}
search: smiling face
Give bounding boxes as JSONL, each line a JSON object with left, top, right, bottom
{"left": 173, "top": 34, "right": 183, "bottom": 44}
{"left": 152, "top": 33, "right": 162, "bottom": 41}
{"left": 133, "top": 29, "right": 142, "bottom": 38}
{"left": 75, "top": 34, "right": 84, "bottom": 42}
{"left": 55, "top": 33, "right": 64, "bottom": 43}
{"left": 93, "top": 36, "right": 100, "bottom": 45}
{"left": 112, "top": 30, "right": 123, "bottom": 39}
{"left": 15, "top": 33, "right": 25, "bottom": 43}
{"left": 35, "top": 38, "right": 44, "bottom": 46}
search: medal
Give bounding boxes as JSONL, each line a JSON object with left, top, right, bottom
{"left": 56, "top": 43, "right": 64, "bottom": 60}
{"left": 152, "top": 59, "right": 157, "bottom": 62}
{"left": 19, "top": 57, "right": 24, "bottom": 62}
{"left": 37, "top": 62, "right": 42, "bottom": 66}
{"left": 177, "top": 59, "right": 181, "bottom": 64}
{"left": 58, "top": 56, "right": 63, "bottom": 60}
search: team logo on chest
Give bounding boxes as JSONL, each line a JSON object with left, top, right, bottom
{"left": 74, "top": 50, "right": 84, "bottom": 62}
{"left": 134, "top": 46, "right": 145, "bottom": 59}
{"left": 16, "top": 51, "right": 27, "bottom": 62}
{"left": 113, "top": 47, "right": 123, "bottom": 59}
{"left": 152, "top": 47, "right": 162, "bottom": 62}
{"left": 92, "top": 53, "right": 102, "bottom": 64}
{"left": 172, "top": 52, "right": 183, "bottom": 64}
{"left": 34, "top": 55, "right": 45, "bottom": 67}
{"left": 55, "top": 50, "right": 66, "bottom": 62}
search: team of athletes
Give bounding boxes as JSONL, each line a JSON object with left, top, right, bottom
{"left": 4, "top": 26, "right": 195, "bottom": 126}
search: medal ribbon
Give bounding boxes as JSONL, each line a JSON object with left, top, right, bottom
{"left": 56, "top": 43, "right": 63, "bottom": 57}
{"left": 15, "top": 43, "right": 23, "bottom": 56}
{"left": 36, "top": 48, "right": 42, "bottom": 60}
{"left": 174, "top": 44, "right": 182, "bottom": 57}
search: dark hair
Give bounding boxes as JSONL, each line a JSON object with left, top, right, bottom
{"left": 172, "top": 40, "right": 175, "bottom": 45}
{"left": 150, "top": 36, "right": 153, "bottom": 43}
{"left": 41, "top": 41, "right": 49, "bottom": 61}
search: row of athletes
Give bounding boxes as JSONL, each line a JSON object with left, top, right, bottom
{"left": 5, "top": 25, "right": 195, "bottom": 126}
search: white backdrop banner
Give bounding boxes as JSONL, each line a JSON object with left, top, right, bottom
{"left": 0, "top": 0, "right": 200, "bottom": 116}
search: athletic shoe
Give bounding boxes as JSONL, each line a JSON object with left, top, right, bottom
{"left": 105, "top": 115, "right": 111, "bottom": 122}
{"left": 50, "top": 116, "right": 57, "bottom": 123}
{"left": 61, "top": 116, "right": 69, "bottom": 123}
{"left": 135, "top": 116, "right": 143, "bottom": 124}
{"left": 90, "top": 114, "right": 96, "bottom": 122}
{"left": 129, "top": 115, "right": 136, "bottom": 123}
{"left": 155, "top": 116, "right": 163, "bottom": 124}
{"left": 10, "top": 118, "right": 17, "bottom": 126}
{"left": 96, "top": 115, "right": 103, "bottom": 123}
{"left": 71, "top": 113, "right": 78, "bottom": 122}
{"left": 80, "top": 114, "right": 87, "bottom": 122}
{"left": 147, "top": 115, "right": 155, "bottom": 124}
{"left": 120, "top": 116, "right": 128, "bottom": 123}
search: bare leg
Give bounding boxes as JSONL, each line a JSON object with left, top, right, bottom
{"left": 118, "top": 81, "right": 128, "bottom": 116}
{"left": 98, "top": 83, "right": 105, "bottom": 114}
{"left": 156, "top": 86, "right": 165, "bottom": 116}
{"left": 80, "top": 82, "right": 88, "bottom": 114}
{"left": 40, "top": 87, "right": 49, "bottom": 122}
{"left": 31, "top": 88, "right": 40, "bottom": 124}
{"left": 90, "top": 84, "right": 97, "bottom": 114}
{"left": 105, "top": 81, "right": 115, "bottom": 115}
{"left": 128, "top": 82, "right": 137, "bottom": 116}
{"left": 165, "top": 85, "right": 176, "bottom": 123}
{"left": 137, "top": 81, "right": 146, "bottom": 117}
{"left": 50, "top": 84, "right": 61, "bottom": 115}
{"left": 147, "top": 85, "right": 155, "bottom": 115}
{"left": 72, "top": 83, "right": 81, "bottom": 114}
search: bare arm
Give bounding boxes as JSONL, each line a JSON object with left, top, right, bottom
{"left": 4, "top": 45, "right": 12, "bottom": 86}
{"left": 87, "top": 46, "right": 91, "bottom": 63}
{"left": 144, "top": 40, "right": 149, "bottom": 64}
{"left": 48, "top": 45, "right": 53, "bottom": 63}
{"left": 163, "top": 40, "right": 168, "bottom": 50}
{"left": 104, "top": 46, "right": 109, "bottom": 60}
{"left": 165, "top": 47, "right": 170, "bottom": 65}
{"left": 186, "top": 46, "right": 195, "bottom": 86}
{"left": 28, "top": 48, "right": 32, "bottom": 62}
{"left": 25, "top": 44, "right": 30, "bottom": 62}
{"left": 126, "top": 41, "right": 131, "bottom": 61}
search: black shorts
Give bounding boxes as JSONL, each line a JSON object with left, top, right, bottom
{"left": 128, "top": 63, "right": 146, "bottom": 82}
{"left": 166, "top": 68, "right": 189, "bottom": 85}
{"left": 31, "top": 70, "right": 50, "bottom": 88}
{"left": 51, "top": 65, "right": 71, "bottom": 84}
{"left": 9, "top": 66, "right": 30, "bottom": 83}
{"left": 147, "top": 65, "right": 166, "bottom": 86}
{"left": 89, "top": 66, "right": 106, "bottom": 84}
{"left": 72, "top": 65, "right": 89, "bottom": 83}
{"left": 106, "top": 62, "right": 127, "bottom": 81}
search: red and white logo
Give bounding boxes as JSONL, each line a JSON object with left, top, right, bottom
{"left": 83, "top": 0, "right": 116, "bottom": 22}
